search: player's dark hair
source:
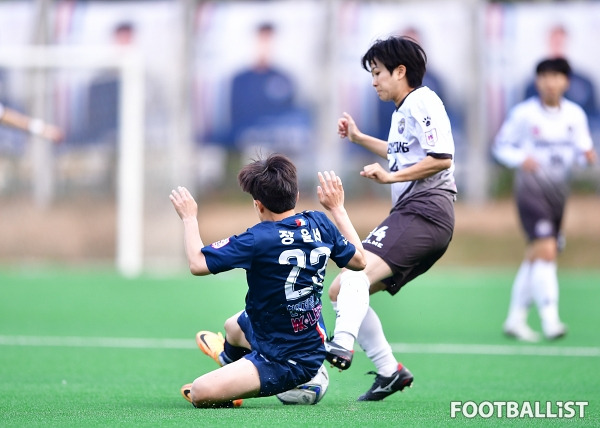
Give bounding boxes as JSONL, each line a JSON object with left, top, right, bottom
{"left": 238, "top": 153, "right": 298, "bottom": 214}
{"left": 536, "top": 58, "right": 571, "bottom": 77}
{"left": 361, "top": 36, "right": 427, "bottom": 88}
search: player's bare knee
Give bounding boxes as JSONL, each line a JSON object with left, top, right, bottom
{"left": 328, "top": 274, "right": 342, "bottom": 301}
{"left": 189, "top": 379, "right": 211, "bottom": 407}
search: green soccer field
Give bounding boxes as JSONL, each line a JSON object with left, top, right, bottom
{"left": 1, "top": 267, "right": 599, "bottom": 427}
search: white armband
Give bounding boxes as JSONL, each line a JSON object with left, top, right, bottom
{"left": 28, "top": 118, "right": 45, "bottom": 135}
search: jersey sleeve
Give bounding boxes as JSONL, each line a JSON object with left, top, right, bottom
{"left": 201, "top": 231, "right": 254, "bottom": 274}
{"left": 571, "top": 105, "right": 594, "bottom": 153}
{"left": 411, "top": 92, "right": 455, "bottom": 156}
{"left": 314, "top": 212, "right": 356, "bottom": 268}
{"left": 492, "top": 105, "right": 528, "bottom": 168}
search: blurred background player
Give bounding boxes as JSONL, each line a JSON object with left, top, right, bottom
{"left": 523, "top": 24, "right": 598, "bottom": 126}
{"left": 494, "top": 58, "right": 597, "bottom": 342}
{"left": 325, "top": 36, "right": 456, "bottom": 401}
{"left": 0, "top": 101, "right": 63, "bottom": 143}
{"left": 170, "top": 154, "right": 365, "bottom": 408}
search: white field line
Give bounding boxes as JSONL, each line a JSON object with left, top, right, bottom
{"left": 0, "top": 335, "right": 599, "bottom": 357}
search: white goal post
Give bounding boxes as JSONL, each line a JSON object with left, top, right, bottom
{"left": 0, "top": 46, "right": 145, "bottom": 277}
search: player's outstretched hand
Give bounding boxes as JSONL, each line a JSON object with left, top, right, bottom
{"left": 42, "top": 124, "right": 64, "bottom": 144}
{"left": 337, "top": 112, "right": 361, "bottom": 143}
{"left": 169, "top": 186, "right": 198, "bottom": 220}
{"left": 317, "top": 171, "right": 344, "bottom": 211}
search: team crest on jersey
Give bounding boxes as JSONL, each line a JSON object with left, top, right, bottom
{"left": 211, "top": 238, "right": 230, "bottom": 249}
{"left": 295, "top": 218, "right": 307, "bottom": 226}
{"left": 423, "top": 116, "right": 431, "bottom": 127}
{"left": 425, "top": 128, "right": 438, "bottom": 146}
{"left": 397, "top": 118, "right": 405, "bottom": 135}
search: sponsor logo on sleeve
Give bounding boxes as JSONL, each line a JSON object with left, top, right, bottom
{"left": 211, "top": 238, "right": 230, "bottom": 249}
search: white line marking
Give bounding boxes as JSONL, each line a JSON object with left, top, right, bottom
{"left": 0, "top": 335, "right": 194, "bottom": 349}
{"left": 1, "top": 335, "right": 599, "bottom": 357}
{"left": 390, "top": 343, "right": 600, "bottom": 358}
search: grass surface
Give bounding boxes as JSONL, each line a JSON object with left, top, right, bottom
{"left": 1, "top": 267, "right": 599, "bottom": 427}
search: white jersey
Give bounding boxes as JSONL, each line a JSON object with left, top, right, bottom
{"left": 493, "top": 97, "right": 593, "bottom": 184}
{"left": 387, "top": 86, "right": 457, "bottom": 204}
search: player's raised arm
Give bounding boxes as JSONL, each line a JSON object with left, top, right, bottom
{"left": 317, "top": 171, "right": 366, "bottom": 271}
{"left": 0, "top": 105, "right": 64, "bottom": 143}
{"left": 169, "top": 186, "right": 211, "bottom": 276}
{"left": 338, "top": 112, "right": 388, "bottom": 159}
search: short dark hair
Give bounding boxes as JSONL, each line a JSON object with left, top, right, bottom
{"left": 536, "top": 58, "right": 571, "bottom": 77}
{"left": 361, "top": 36, "right": 427, "bottom": 88}
{"left": 237, "top": 153, "right": 298, "bottom": 214}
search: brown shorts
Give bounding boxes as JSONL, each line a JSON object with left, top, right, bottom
{"left": 362, "top": 191, "right": 455, "bottom": 295}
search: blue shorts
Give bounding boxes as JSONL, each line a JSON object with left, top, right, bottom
{"left": 237, "top": 311, "right": 323, "bottom": 396}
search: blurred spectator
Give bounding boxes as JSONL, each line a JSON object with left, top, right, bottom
{"left": 85, "top": 21, "right": 135, "bottom": 144}
{"left": 523, "top": 25, "right": 599, "bottom": 127}
{"left": 229, "top": 22, "right": 311, "bottom": 155}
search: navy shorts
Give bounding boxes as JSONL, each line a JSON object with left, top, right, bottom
{"left": 363, "top": 190, "right": 455, "bottom": 295}
{"left": 237, "top": 311, "right": 323, "bottom": 396}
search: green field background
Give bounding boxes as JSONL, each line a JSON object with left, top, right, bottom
{"left": 1, "top": 267, "right": 599, "bottom": 427}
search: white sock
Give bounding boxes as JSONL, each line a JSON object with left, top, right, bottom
{"left": 505, "top": 260, "right": 533, "bottom": 327}
{"left": 332, "top": 271, "right": 370, "bottom": 351}
{"left": 531, "top": 259, "right": 560, "bottom": 328}
{"left": 357, "top": 306, "right": 397, "bottom": 377}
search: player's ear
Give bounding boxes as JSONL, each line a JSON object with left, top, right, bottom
{"left": 394, "top": 65, "right": 406, "bottom": 80}
{"left": 254, "top": 200, "right": 265, "bottom": 213}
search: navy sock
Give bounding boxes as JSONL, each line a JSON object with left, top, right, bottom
{"left": 222, "top": 340, "right": 251, "bottom": 364}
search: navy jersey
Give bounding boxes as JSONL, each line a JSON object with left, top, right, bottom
{"left": 201, "top": 210, "right": 356, "bottom": 362}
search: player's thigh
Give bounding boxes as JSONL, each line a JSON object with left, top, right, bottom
{"left": 224, "top": 310, "right": 249, "bottom": 347}
{"left": 363, "top": 251, "right": 393, "bottom": 294}
{"left": 192, "top": 358, "right": 260, "bottom": 401}
{"left": 328, "top": 251, "right": 392, "bottom": 300}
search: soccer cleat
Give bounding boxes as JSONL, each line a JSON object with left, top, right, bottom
{"left": 180, "top": 383, "right": 242, "bottom": 408}
{"left": 196, "top": 331, "right": 225, "bottom": 367}
{"left": 503, "top": 322, "right": 541, "bottom": 343}
{"left": 324, "top": 339, "right": 354, "bottom": 371}
{"left": 357, "top": 364, "right": 414, "bottom": 401}
{"left": 543, "top": 322, "right": 567, "bottom": 340}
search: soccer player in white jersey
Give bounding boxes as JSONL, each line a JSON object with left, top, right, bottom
{"left": 325, "top": 36, "right": 457, "bottom": 401}
{"left": 493, "top": 58, "right": 597, "bottom": 342}
{"left": 170, "top": 153, "right": 366, "bottom": 408}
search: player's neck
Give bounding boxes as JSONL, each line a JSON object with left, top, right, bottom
{"left": 393, "top": 85, "right": 415, "bottom": 108}
{"left": 261, "top": 209, "right": 295, "bottom": 222}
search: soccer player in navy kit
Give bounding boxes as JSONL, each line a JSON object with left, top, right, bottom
{"left": 170, "top": 153, "right": 366, "bottom": 408}
{"left": 493, "top": 58, "right": 597, "bottom": 341}
{"left": 324, "top": 36, "right": 457, "bottom": 401}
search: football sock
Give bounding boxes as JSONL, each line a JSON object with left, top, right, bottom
{"left": 505, "top": 260, "right": 532, "bottom": 326}
{"left": 531, "top": 259, "right": 561, "bottom": 328}
{"left": 332, "top": 271, "right": 370, "bottom": 351}
{"left": 221, "top": 340, "right": 251, "bottom": 365}
{"left": 357, "top": 306, "right": 397, "bottom": 377}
